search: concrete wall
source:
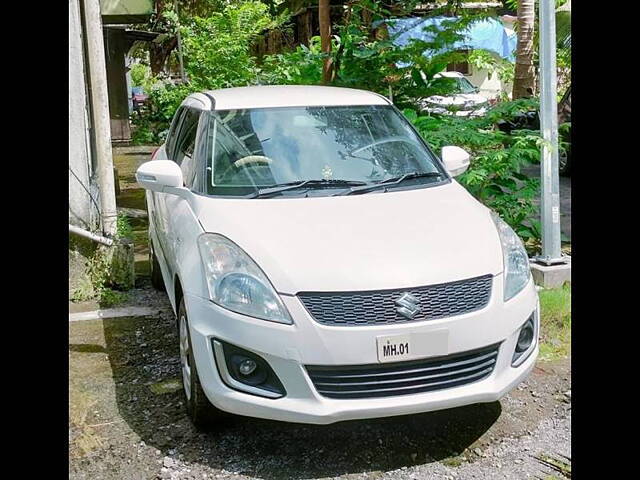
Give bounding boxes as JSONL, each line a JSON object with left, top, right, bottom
{"left": 69, "top": 0, "right": 100, "bottom": 230}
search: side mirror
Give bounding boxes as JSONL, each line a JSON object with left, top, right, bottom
{"left": 135, "top": 160, "right": 183, "bottom": 193}
{"left": 441, "top": 146, "right": 471, "bottom": 177}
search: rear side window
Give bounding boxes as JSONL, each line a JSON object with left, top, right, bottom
{"left": 173, "top": 108, "right": 201, "bottom": 188}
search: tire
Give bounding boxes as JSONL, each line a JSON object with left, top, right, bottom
{"left": 178, "top": 298, "right": 228, "bottom": 430}
{"left": 149, "top": 240, "right": 165, "bottom": 291}
{"left": 559, "top": 148, "right": 571, "bottom": 177}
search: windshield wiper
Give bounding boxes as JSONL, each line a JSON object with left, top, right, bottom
{"left": 334, "top": 171, "right": 444, "bottom": 196}
{"left": 247, "top": 179, "right": 368, "bottom": 198}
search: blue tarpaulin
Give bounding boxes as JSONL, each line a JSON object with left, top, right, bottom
{"left": 384, "top": 16, "right": 517, "bottom": 63}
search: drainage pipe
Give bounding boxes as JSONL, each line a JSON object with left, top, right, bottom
{"left": 69, "top": 224, "right": 114, "bottom": 246}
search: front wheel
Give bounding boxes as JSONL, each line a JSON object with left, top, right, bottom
{"left": 178, "top": 298, "right": 228, "bottom": 430}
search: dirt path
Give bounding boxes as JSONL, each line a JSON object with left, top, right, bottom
{"left": 69, "top": 285, "right": 570, "bottom": 480}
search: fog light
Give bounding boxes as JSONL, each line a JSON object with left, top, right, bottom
{"left": 516, "top": 321, "right": 534, "bottom": 353}
{"left": 212, "top": 340, "right": 286, "bottom": 398}
{"left": 239, "top": 358, "right": 257, "bottom": 376}
{"left": 512, "top": 313, "right": 537, "bottom": 366}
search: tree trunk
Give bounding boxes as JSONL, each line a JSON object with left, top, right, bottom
{"left": 149, "top": 37, "right": 177, "bottom": 76}
{"left": 319, "top": 0, "right": 333, "bottom": 84}
{"left": 298, "top": 10, "right": 313, "bottom": 46}
{"left": 512, "top": 0, "right": 536, "bottom": 99}
{"left": 149, "top": 0, "right": 176, "bottom": 76}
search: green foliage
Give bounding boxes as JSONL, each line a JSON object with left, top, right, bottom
{"left": 404, "top": 98, "right": 543, "bottom": 251}
{"left": 133, "top": 1, "right": 287, "bottom": 141}
{"left": 258, "top": 2, "right": 489, "bottom": 106}
{"left": 131, "top": 81, "right": 193, "bottom": 144}
{"left": 133, "top": 1, "right": 515, "bottom": 141}
{"left": 538, "top": 283, "right": 571, "bottom": 360}
{"left": 179, "top": 1, "right": 286, "bottom": 90}
{"left": 130, "top": 63, "right": 152, "bottom": 89}
{"left": 258, "top": 36, "right": 324, "bottom": 85}
{"left": 130, "top": 119, "right": 156, "bottom": 145}
{"left": 98, "top": 288, "right": 128, "bottom": 308}
{"left": 116, "top": 213, "right": 133, "bottom": 240}
{"left": 70, "top": 246, "right": 129, "bottom": 308}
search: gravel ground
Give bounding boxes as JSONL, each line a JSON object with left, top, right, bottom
{"left": 69, "top": 283, "right": 571, "bottom": 480}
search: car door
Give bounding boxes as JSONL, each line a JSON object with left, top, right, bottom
{"left": 160, "top": 107, "right": 206, "bottom": 289}
{"left": 151, "top": 106, "right": 187, "bottom": 283}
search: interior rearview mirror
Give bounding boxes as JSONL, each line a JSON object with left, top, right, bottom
{"left": 441, "top": 146, "right": 471, "bottom": 177}
{"left": 135, "top": 160, "right": 184, "bottom": 193}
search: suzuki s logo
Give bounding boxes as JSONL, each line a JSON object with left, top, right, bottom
{"left": 395, "top": 292, "right": 421, "bottom": 319}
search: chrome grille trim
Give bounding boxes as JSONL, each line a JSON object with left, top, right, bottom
{"left": 306, "top": 344, "right": 499, "bottom": 399}
{"left": 298, "top": 274, "right": 493, "bottom": 326}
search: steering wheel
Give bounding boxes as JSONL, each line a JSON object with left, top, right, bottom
{"left": 218, "top": 155, "right": 274, "bottom": 182}
{"left": 349, "top": 136, "right": 422, "bottom": 157}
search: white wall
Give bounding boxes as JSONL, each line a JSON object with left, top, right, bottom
{"left": 465, "top": 52, "right": 513, "bottom": 100}
{"left": 69, "top": 0, "right": 99, "bottom": 230}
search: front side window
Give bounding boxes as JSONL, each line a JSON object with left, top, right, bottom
{"left": 206, "top": 105, "right": 445, "bottom": 197}
{"left": 173, "top": 108, "right": 201, "bottom": 188}
{"left": 455, "top": 77, "right": 478, "bottom": 94}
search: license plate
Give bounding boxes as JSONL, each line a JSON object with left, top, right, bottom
{"left": 376, "top": 330, "right": 449, "bottom": 363}
{"left": 377, "top": 334, "right": 412, "bottom": 363}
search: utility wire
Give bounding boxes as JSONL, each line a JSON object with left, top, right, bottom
{"left": 68, "top": 164, "right": 102, "bottom": 225}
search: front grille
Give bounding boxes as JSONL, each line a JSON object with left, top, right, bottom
{"left": 306, "top": 344, "right": 499, "bottom": 399}
{"left": 298, "top": 275, "right": 492, "bottom": 326}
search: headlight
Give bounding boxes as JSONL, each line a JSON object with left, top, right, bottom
{"left": 197, "top": 234, "right": 292, "bottom": 324}
{"left": 490, "top": 212, "right": 531, "bottom": 301}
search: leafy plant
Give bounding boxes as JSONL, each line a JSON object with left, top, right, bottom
{"left": 258, "top": 2, "right": 489, "bottom": 106}
{"left": 258, "top": 36, "right": 325, "bottom": 85}
{"left": 133, "top": 1, "right": 287, "bottom": 141}
{"left": 69, "top": 246, "right": 129, "bottom": 307}
{"left": 116, "top": 213, "right": 133, "bottom": 240}
{"left": 130, "top": 63, "right": 153, "bottom": 90}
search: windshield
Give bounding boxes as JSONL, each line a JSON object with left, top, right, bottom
{"left": 206, "top": 105, "right": 445, "bottom": 197}
{"left": 456, "top": 77, "right": 478, "bottom": 94}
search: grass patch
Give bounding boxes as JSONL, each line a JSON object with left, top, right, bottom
{"left": 538, "top": 283, "right": 571, "bottom": 360}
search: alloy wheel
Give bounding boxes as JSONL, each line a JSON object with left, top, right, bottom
{"left": 179, "top": 315, "right": 192, "bottom": 401}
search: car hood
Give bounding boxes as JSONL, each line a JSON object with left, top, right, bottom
{"left": 192, "top": 182, "right": 503, "bottom": 294}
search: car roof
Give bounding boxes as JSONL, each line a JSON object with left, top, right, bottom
{"left": 184, "top": 85, "right": 391, "bottom": 111}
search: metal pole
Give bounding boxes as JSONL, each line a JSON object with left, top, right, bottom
{"left": 174, "top": 0, "right": 186, "bottom": 82}
{"left": 82, "top": 0, "right": 118, "bottom": 237}
{"left": 536, "top": 0, "right": 564, "bottom": 265}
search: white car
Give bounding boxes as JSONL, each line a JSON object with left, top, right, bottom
{"left": 420, "top": 72, "right": 489, "bottom": 117}
{"left": 135, "top": 85, "right": 538, "bottom": 428}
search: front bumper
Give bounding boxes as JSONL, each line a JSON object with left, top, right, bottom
{"left": 184, "top": 274, "right": 538, "bottom": 425}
